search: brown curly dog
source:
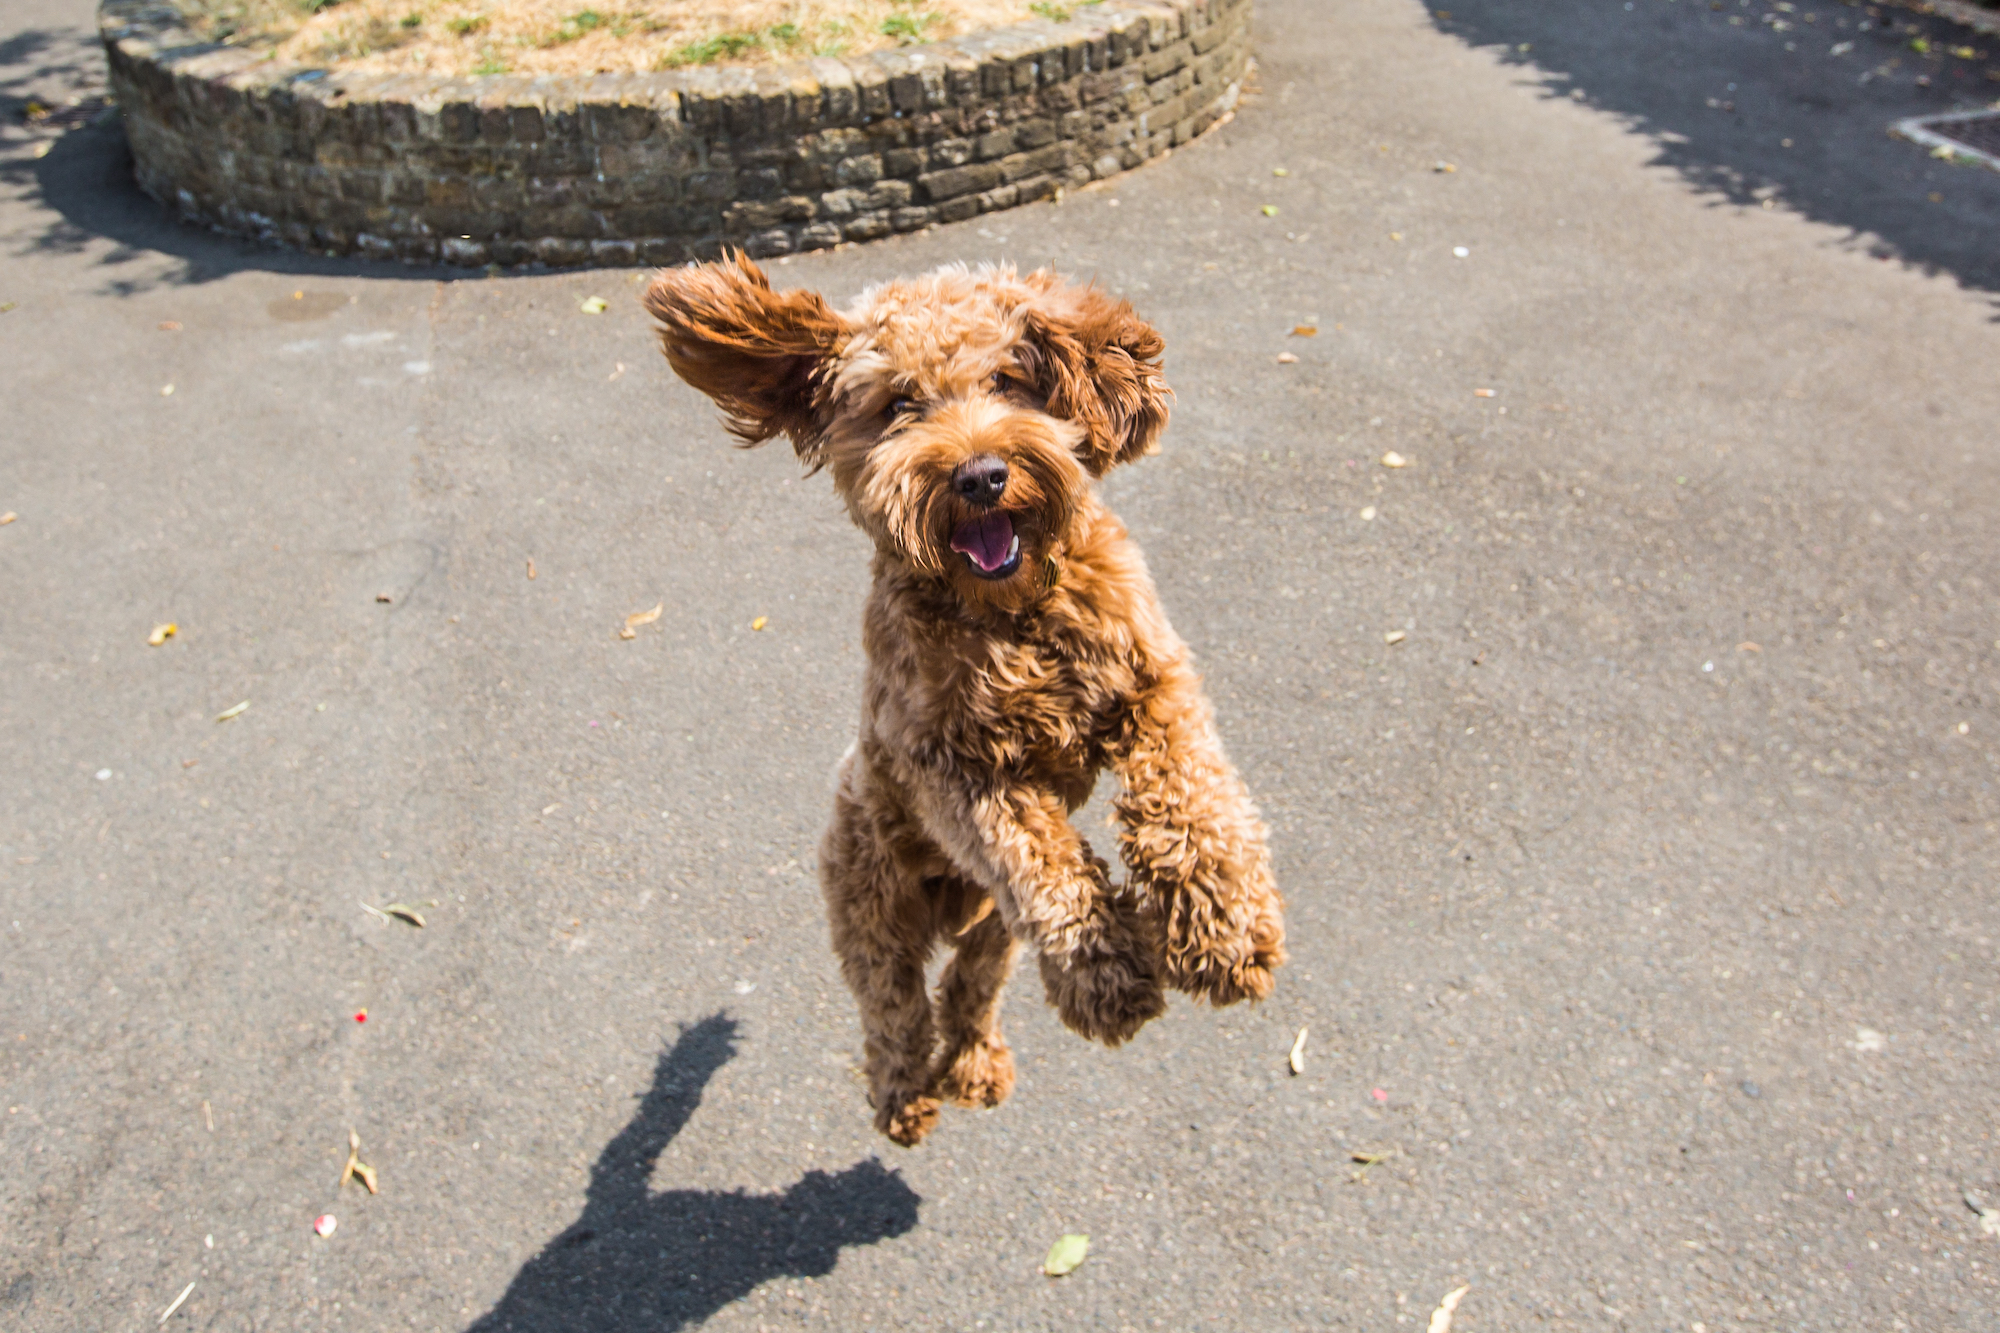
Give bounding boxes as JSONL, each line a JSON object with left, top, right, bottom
{"left": 645, "top": 256, "right": 1286, "bottom": 1147}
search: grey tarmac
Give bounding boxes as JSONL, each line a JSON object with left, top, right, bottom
{"left": 2, "top": 1, "right": 1997, "bottom": 1330}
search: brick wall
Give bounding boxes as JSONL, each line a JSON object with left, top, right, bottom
{"left": 101, "top": 0, "right": 1252, "bottom": 266}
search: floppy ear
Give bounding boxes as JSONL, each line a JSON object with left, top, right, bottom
{"left": 644, "top": 253, "right": 848, "bottom": 466}
{"left": 1021, "top": 277, "right": 1171, "bottom": 476}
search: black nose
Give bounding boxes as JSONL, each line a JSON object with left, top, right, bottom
{"left": 951, "top": 454, "right": 1009, "bottom": 507}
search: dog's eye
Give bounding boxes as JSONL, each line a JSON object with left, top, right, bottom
{"left": 887, "top": 396, "right": 917, "bottom": 420}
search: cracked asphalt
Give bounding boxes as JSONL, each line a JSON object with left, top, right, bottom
{"left": 3, "top": 1, "right": 1998, "bottom": 1330}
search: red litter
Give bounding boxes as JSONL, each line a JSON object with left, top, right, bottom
{"left": 314, "top": 1214, "right": 338, "bottom": 1237}
{"left": 353, "top": 1010, "right": 368, "bottom": 1023}
{"left": 1370, "top": 1088, "right": 1389, "bottom": 1102}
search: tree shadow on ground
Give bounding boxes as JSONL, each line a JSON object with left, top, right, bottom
{"left": 464, "top": 1015, "right": 920, "bottom": 1333}
{"left": 1422, "top": 0, "right": 2000, "bottom": 302}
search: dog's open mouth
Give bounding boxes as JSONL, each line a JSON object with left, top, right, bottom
{"left": 949, "top": 511, "right": 1022, "bottom": 579}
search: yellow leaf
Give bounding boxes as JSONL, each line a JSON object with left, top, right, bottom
{"left": 0, "top": 512, "right": 15, "bottom": 524}
{"left": 751, "top": 616, "right": 769, "bottom": 631}
{"left": 1260, "top": 205, "right": 1278, "bottom": 217}
{"left": 214, "top": 701, "right": 249, "bottom": 722}
{"left": 1290, "top": 325, "right": 1317, "bottom": 337}
{"left": 1042, "top": 1233, "right": 1089, "bottom": 1276}
{"left": 1288, "top": 1026, "right": 1307, "bottom": 1074}
{"left": 625, "top": 602, "right": 663, "bottom": 629}
{"left": 1271, "top": 167, "right": 1289, "bottom": 176}
{"left": 341, "top": 1130, "right": 380, "bottom": 1195}
{"left": 1428, "top": 1285, "right": 1470, "bottom": 1333}
{"left": 580, "top": 296, "right": 609, "bottom": 314}
{"left": 148, "top": 622, "right": 177, "bottom": 646}
{"left": 1385, "top": 629, "right": 1407, "bottom": 645}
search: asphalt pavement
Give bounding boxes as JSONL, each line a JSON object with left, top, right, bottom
{"left": 3, "top": 1, "right": 1999, "bottom": 1330}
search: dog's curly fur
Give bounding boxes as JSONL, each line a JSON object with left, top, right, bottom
{"left": 645, "top": 256, "right": 1286, "bottom": 1146}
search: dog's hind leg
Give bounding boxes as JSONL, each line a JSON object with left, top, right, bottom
{"left": 930, "top": 900, "right": 1018, "bottom": 1109}
{"left": 1111, "top": 657, "right": 1287, "bottom": 1006}
{"left": 821, "top": 765, "right": 942, "bottom": 1147}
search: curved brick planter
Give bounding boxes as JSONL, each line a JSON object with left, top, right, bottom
{"left": 100, "top": 0, "right": 1251, "bottom": 266}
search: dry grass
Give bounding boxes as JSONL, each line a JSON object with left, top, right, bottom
{"left": 176, "top": 0, "right": 1095, "bottom": 77}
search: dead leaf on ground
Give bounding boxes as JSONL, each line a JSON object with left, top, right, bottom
{"left": 580, "top": 296, "right": 609, "bottom": 314}
{"left": 1260, "top": 205, "right": 1279, "bottom": 217}
{"left": 340, "top": 1129, "right": 379, "bottom": 1194}
{"left": 214, "top": 701, "right": 249, "bottom": 722}
{"left": 158, "top": 320, "right": 181, "bottom": 331}
{"left": 1385, "top": 630, "right": 1407, "bottom": 644}
{"left": 0, "top": 512, "right": 16, "bottom": 524}
{"left": 1349, "top": 1145, "right": 1400, "bottom": 1181}
{"left": 526, "top": 558, "right": 537, "bottom": 580}
{"left": 620, "top": 602, "right": 663, "bottom": 639}
{"left": 158, "top": 1279, "right": 196, "bottom": 1326}
{"left": 1291, "top": 325, "right": 1318, "bottom": 337}
{"left": 1276, "top": 352, "right": 1299, "bottom": 364}
{"left": 375, "top": 592, "right": 393, "bottom": 604}
{"left": 751, "top": 616, "right": 769, "bottom": 631}
{"left": 1427, "top": 1284, "right": 1470, "bottom": 1333}
{"left": 148, "top": 623, "right": 177, "bottom": 646}
{"left": 1042, "top": 1233, "right": 1089, "bottom": 1276}
{"left": 1965, "top": 1191, "right": 2000, "bottom": 1238}
{"left": 361, "top": 901, "right": 430, "bottom": 928}
{"left": 1288, "top": 1026, "right": 1307, "bottom": 1074}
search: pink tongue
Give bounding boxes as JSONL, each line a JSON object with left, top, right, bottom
{"left": 949, "top": 511, "right": 1016, "bottom": 572}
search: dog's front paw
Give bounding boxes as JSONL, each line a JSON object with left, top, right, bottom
{"left": 1162, "top": 893, "right": 1286, "bottom": 1006}
{"left": 934, "top": 1038, "right": 1015, "bottom": 1108}
{"left": 1039, "top": 944, "right": 1165, "bottom": 1047}
{"left": 875, "top": 1090, "right": 942, "bottom": 1147}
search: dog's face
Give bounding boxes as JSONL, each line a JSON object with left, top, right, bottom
{"left": 645, "top": 257, "right": 1169, "bottom": 606}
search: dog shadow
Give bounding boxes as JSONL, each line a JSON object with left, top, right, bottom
{"left": 464, "top": 1015, "right": 920, "bottom": 1333}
